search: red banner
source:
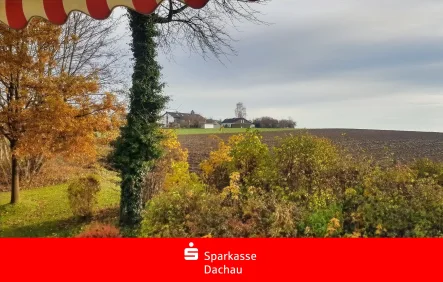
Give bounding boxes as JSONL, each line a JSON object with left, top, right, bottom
{"left": 1, "top": 239, "right": 441, "bottom": 281}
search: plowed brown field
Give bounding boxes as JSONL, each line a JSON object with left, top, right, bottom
{"left": 178, "top": 129, "right": 443, "bottom": 173}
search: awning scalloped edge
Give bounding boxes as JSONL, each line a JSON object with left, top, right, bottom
{"left": 0, "top": 0, "right": 210, "bottom": 30}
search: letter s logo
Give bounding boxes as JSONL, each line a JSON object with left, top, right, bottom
{"left": 184, "top": 242, "right": 198, "bottom": 261}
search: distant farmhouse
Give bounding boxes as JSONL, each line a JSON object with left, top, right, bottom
{"left": 204, "top": 119, "right": 221, "bottom": 129}
{"left": 160, "top": 111, "right": 220, "bottom": 129}
{"left": 221, "top": 118, "right": 254, "bottom": 128}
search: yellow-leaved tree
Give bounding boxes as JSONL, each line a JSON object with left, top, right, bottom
{"left": 0, "top": 19, "right": 124, "bottom": 204}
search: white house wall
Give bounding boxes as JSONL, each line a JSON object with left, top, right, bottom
{"left": 160, "top": 114, "right": 175, "bottom": 127}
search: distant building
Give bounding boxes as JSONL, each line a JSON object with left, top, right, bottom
{"left": 221, "top": 118, "right": 254, "bottom": 128}
{"left": 160, "top": 110, "right": 206, "bottom": 128}
{"left": 204, "top": 119, "right": 221, "bottom": 129}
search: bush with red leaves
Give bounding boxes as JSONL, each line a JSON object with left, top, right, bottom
{"left": 76, "top": 223, "right": 121, "bottom": 238}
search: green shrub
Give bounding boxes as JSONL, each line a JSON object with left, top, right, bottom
{"left": 142, "top": 129, "right": 191, "bottom": 204}
{"left": 142, "top": 180, "right": 299, "bottom": 238}
{"left": 343, "top": 166, "right": 443, "bottom": 237}
{"left": 144, "top": 131, "right": 443, "bottom": 238}
{"left": 273, "top": 133, "right": 339, "bottom": 192}
{"left": 412, "top": 158, "right": 443, "bottom": 186}
{"left": 229, "top": 130, "right": 270, "bottom": 188}
{"left": 234, "top": 191, "right": 299, "bottom": 238}
{"left": 200, "top": 136, "right": 235, "bottom": 190}
{"left": 67, "top": 175, "right": 101, "bottom": 218}
{"left": 200, "top": 131, "right": 270, "bottom": 191}
{"left": 296, "top": 204, "right": 342, "bottom": 237}
{"left": 142, "top": 182, "right": 231, "bottom": 238}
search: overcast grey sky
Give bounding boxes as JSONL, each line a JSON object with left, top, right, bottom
{"left": 117, "top": 0, "right": 443, "bottom": 132}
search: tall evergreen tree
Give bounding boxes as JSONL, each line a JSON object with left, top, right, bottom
{"left": 112, "top": 11, "right": 169, "bottom": 226}
{"left": 113, "top": 1, "right": 265, "bottom": 227}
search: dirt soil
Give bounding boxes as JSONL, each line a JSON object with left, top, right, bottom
{"left": 178, "top": 129, "right": 443, "bottom": 173}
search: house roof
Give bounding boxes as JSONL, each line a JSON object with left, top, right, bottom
{"left": 165, "top": 111, "right": 206, "bottom": 122}
{"left": 206, "top": 119, "right": 220, "bottom": 124}
{"left": 222, "top": 118, "right": 252, "bottom": 124}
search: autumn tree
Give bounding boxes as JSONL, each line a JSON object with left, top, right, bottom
{"left": 0, "top": 19, "right": 124, "bottom": 204}
{"left": 3, "top": 13, "right": 127, "bottom": 188}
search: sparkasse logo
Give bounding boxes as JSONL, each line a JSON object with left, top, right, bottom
{"left": 184, "top": 242, "right": 198, "bottom": 260}
{"left": 183, "top": 242, "right": 257, "bottom": 275}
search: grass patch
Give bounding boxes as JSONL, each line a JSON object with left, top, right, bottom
{"left": 176, "top": 128, "right": 297, "bottom": 135}
{"left": 0, "top": 168, "right": 120, "bottom": 238}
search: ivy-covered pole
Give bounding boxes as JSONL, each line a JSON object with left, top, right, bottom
{"left": 113, "top": 10, "right": 169, "bottom": 227}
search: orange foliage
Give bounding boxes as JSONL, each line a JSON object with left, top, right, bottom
{"left": 0, "top": 19, "right": 125, "bottom": 163}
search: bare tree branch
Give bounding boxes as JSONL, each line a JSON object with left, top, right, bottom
{"left": 146, "top": 0, "right": 270, "bottom": 60}
{"left": 54, "top": 12, "right": 130, "bottom": 93}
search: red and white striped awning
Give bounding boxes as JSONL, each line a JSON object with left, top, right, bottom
{"left": 0, "top": 0, "right": 210, "bottom": 29}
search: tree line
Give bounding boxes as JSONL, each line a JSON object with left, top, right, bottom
{"left": 253, "top": 117, "right": 296, "bottom": 128}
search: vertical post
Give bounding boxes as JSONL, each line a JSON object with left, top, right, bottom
{"left": 10, "top": 152, "right": 19, "bottom": 204}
